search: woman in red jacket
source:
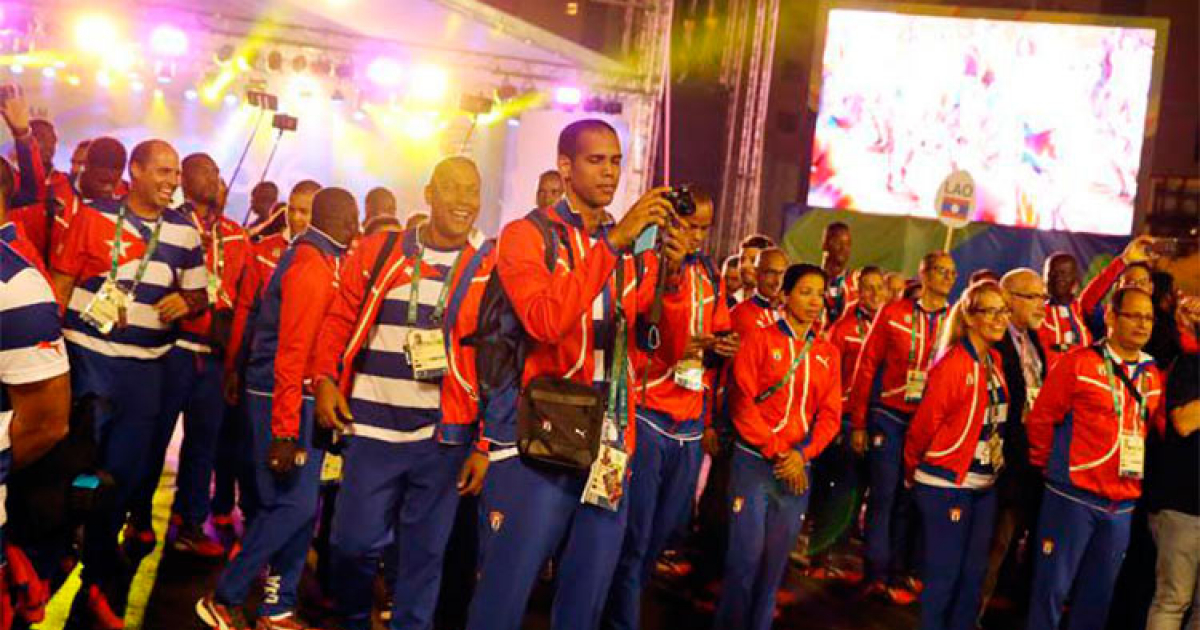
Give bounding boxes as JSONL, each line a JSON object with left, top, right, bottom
{"left": 717, "top": 263, "right": 842, "bottom": 630}
{"left": 904, "top": 280, "right": 1011, "bottom": 630}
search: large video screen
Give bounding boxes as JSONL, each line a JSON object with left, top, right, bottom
{"left": 807, "top": 7, "right": 1162, "bottom": 236}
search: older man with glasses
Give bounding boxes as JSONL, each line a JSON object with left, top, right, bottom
{"left": 977, "top": 268, "right": 1050, "bottom": 621}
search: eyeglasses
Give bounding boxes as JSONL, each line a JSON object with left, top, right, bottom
{"left": 971, "top": 307, "right": 1011, "bottom": 320}
{"left": 1010, "top": 291, "right": 1049, "bottom": 303}
{"left": 1116, "top": 312, "right": 1154, "bottom": 324}
{"left": 929, "top": 266, "right": 957, "bottom": 278}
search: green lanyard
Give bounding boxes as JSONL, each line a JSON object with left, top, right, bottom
{"left": 756, "top": 331, "right": 814, "bottom": 403}
{"left": 980, "top": 352, "right": 1000, "bottom": 430}
{"left": 407, "top": 243, "right": 466, "bottom": 326}
{"left": 193, "top": 211, "right": 224, "bottom": 299}
{"left": 909, "top": 303, "right": 944, "bottom": 370}
{"left": 110, "top": 205, "right": 164, "bottom": 296}
{"left": 1101, "top": 346, "right": 1146, "bottom": 434}
{"left": 690, "top": 264, "right": 705, "bottom": 336}
{"left": 605, "top": 261, "right": 629, "bottom": 443}
{"left": 855, "top": 307, "right": 870, "bottom": 340}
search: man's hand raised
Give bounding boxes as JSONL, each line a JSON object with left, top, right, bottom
{"left": 606, "top": 187, "right": 673, "bottom": 252}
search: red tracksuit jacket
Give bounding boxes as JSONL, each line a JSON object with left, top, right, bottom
{"left": 227, "top": 232, "right": 289, "bottom": 371}
{"left": 175, "top": 207, "right": 255, "bottom": 362}
{"left": 309, "top": 229, "right": 495, "bottom": 449}
{"left": 730, "top": 293, "right": 778, "bottom": 338}
{"left": 826, "top": 301, "right": 876, "bottom": 401}
{"left": 848, "top": 297, "right": 948, "bottom": 429}
{"left": 1027, "top": 344, "right": 1164, "bottom": 503}
{"left": 638, "top": 257, "right": 732, "bottom": 424}
{"left": 267, "top": 237, "right": 342, "bottom": 439}
{"left": 1037, "top": 257, "right": 1125, "bottom": 367}
{"left": 730, "top": 320, "right": 842, "bottom": 461}
{"left": 496, "top": 202, "right": 659, "bottom": 454}
{"left": 904, "top": 342, "right": 1009, "bottom": 484}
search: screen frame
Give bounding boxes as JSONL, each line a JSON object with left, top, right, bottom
{"left": 806, "top": 0, "right": 1171, "bottom": 236}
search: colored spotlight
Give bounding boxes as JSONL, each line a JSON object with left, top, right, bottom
{"left": 554, "top": 86, "right": 582, "bottom": 106}
{"left": 184, "top": 88, "right": 199, "bottom": 101}
{"left": 352, "top": 110, "right": 366, "bottom": 122}
{"left": 75, "top": 14, "right": 118, "bottom": 53}
{"left": 9, "top": 64, "right": 22, "bottom": 74}
{"left": 42, "top": 67, "right": 56, "bottom": 79}
{"left": 367, "top": 57, "right": 402, "bottom": 86}
{"left": 409, "top": 65, "right": 447, "bottom": 103}
{"left": 66, "top": 75, "right": 81, "bottom": 86}
{"left": 131, "top": 79, "right": 145, "bottom": 93}
{"left": 150, "top": 25, "right": 188, "bottom": 57}
{"left": 224, "top": 93, "right": 238, "bottom": 107}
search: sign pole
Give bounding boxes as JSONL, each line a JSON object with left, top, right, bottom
{"left": 943, "top": 225, "right": 955, "bottom": 252}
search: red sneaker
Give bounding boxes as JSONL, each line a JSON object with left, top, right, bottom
{"left": 775, "top": 587, "right": 799, "bottom": 608}
{"left": 196, "top": 595, "right": 249, "bottom": 630}
{"left": 119, "top": 524, "right": 157, "bottom": 566}
{"left": 887, "top": 586, "right": 918, "bottom": 606}
{"left": 903, "top": 577, "right": 924, "bottom": 594}
{"left": 173, "top": 524, "right": 225, "bottom": 558}
{"left": 85, "top": 585, "right": 126, "bottom": 630}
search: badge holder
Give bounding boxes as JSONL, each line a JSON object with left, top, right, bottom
{"left": 406, "top": 329, "right": 448, "bottom": 381}
{"left": 81, "top": 279, "right": 130, "bottom": 335}
{"left": 674, "top": 357, "right": 704, "bottom": 392}
{"left": 1118, "top": 432, "right": 1145, "bottom": 480}
{"left": 582, "top": 416, "right": 628, "bottom": 512}
{"left": 904, "top": 369, "right": 927, "bottom": 404}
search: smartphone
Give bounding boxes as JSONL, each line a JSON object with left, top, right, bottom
{"left": 1149, "top": 238, "right": 1179, "bottom": 258}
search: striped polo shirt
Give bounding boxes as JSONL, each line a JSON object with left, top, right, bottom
{"left": 54, "top": 199, "right": 207, "bottom": 360}
{"left": 350, "top": 229, "right": 485, "bottom": 439}
{"left": 0, "top": 223, "right": 71, "bottom": 534}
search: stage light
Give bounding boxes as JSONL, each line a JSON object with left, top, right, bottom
{"left": 96, "top": 71, "right": 111, "bottom": 88}
{"left": 497, "top": 80, "right": 517, "bottom": 101}
{"left": 312, "top": 58, "right": 332, "bottom": 76}
{"left": 409, "top": 65, "right": 448, "bottom": 103}
{"left": 236, "top": 56, "right": 251, "bottom": 72}
{"left": 75, "top": 14, "right": 118, "bottom": 54}
{"left": 185, "top": 88, "right": 199, "bottom": 101}
{"left": 9, "top": 64, "right": 22, "bottom": 74}
{"left": 150, "top": 25, "right": 188, "bottom": 57}
{"left": 156, "top": 61, "right": 174, "bottom": 84}
{"left": 367, "top": 57, "right": 402, "bottom": 86}
{"left": 583, "top": 96, "right": 603, "bottom": 112}
{"left": 603, "top": 100, "right": 623, "bottom": 115}
{"left": 216, "top": 44, "right": 235, "bottom": 63}
{"left": 352, "top": 109, "right": 366, "bottom": 122}
{"left": 66, "top": 75, "right": 81, "bottom": 86}
{"left": 268, "top": 51, "right": 283, "bottom": 72}
{"left": 335, "top": 61, "right": 354, "bottom": 80}
{"left": 131, "top": 79, "right": 145, "bottom": 93}
{"left": 507, "top": 119, "right": 520, "bottom": 127}
{"left": 105, "top": 46, "right": 136, "bottom": 72}
{"left": 224, "top": 93, "right": 238, "bottom": 107}
{"left": 291, "top": 55, "right": 307, "bottom": 73}
{"left": 42, "top": 67, "right": 55, "bottom": 79}
{"left": 401, "top": 111, "right": 440, "bottom": 140}
{"left": 154, "top": 88, "right": 164, "bottom": 100}
{"left": 554, "top": 86, "right": 582, "bottom": 106}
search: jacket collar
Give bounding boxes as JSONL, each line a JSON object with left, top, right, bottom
{"left": 551, "top": 198, "right": 614, "bottom": 237}
{"left": 0, "top": 222, "right": 17, "bottom": 244}
{"left": 298, "top": 226, "right": 347, "bottom": 256}
{"left": 776, "top": 316, "right": 815, "bottom": 340}
{"left": 751, "top": 292, "right": 773, "bottom": 309}
{"left": 401, "top": 224, "right": 484, "bottom": 258}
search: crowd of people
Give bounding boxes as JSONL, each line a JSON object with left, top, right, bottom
{"left": 0, "top": 83, "right": 1196, "bottom": 630}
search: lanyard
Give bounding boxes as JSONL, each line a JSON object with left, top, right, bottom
{"left": 756, "top": 331, "right": 814, "bottom": 403}
{"left": 1058, "top": 303, "right": 1082, "bottom": 346}
{"left": 690, "top": 264, "right": 705, "bottom": 337}
{"left": 855, "top": 307, "right": 870, "bottom": 340}
{"left": 1011, "top": 326, "right": 1044, "bottom": 390}
{"left": 605, "top": 261, "right": 629, "bottom": 442}
{"left": 980, "top": 351, "right": 1003, "bottom": 430}
{"left": 407, "top": 241, "right": 466, "bottom": 326}
{"left": 192, "top": 211, "right": 225, "bottom": 294}
{"left": 1101, "top": 346, "right": 1146, "bottom": 434}
{"left": 109, "top": 205, "right": 164, "bottom": 296}
{"left": 908, "top": 303, "right": 944, "bottom": 369}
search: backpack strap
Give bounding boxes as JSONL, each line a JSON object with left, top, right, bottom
{"left": 526, "top": 208, "right": 572, "bottom": 271}
{"left": 444, "top": 239, "right": 495, "bottom": 337}
{"left": 365, "top": 231, "right": 401, "bottom": 296}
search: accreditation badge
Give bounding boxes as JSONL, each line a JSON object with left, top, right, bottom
{"left": 405, "top": 329, "right": 448, "bottom": 381}
{"left": 320, "top": 453, "right": 343, "bottom": 483}
{"left": 987, "top": 430, "right": 1005, "bottom": 472}
{"left": 1025, "top": 386, "right": 1041, "bottom": 415}
{"left": 674, "top": 357, "right": 704, "bottom": 392}
{"left": 1119, "top": 432, "right": 1145, "bottom": 479}
{"left": 207, "top": 274, "right": 224, "bottom": 307}
{"left": 582, "top": 442, "right": 628, "bottom": 512}
{"left": 904, "top": 369, "right": 928, "bottom": 403}
{"left": 81, "top": 279, "right": 131, "bottom": 335}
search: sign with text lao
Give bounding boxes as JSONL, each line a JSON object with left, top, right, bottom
{"left": 935, "top": 170, "right": 976, "bottom": 229}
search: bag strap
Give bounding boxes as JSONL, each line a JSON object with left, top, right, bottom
{"left": 1090, "top": 344, "right": 1144, "bottom": 407}
{"left": 365, "top": 231, "right": 400, "bottom": 296}
{"left": 526, "top": 208, "right": 572, "bottom": 271}
{"left": 444, "top": 239, "right": 494, "bottom": 336}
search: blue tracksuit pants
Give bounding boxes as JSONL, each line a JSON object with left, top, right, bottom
{"left": 330, "top": 433, "right": 467, "bottom": 630}
{"left": 68, "top": 344, "right": 165, "bottom": 587}
{"left": 913, "top": 484, "right": 997, "bottom": 630}
{"left": 133, "top": 347, "right": 226, "bottom": 527}
{"left": 1026, "top": 484, "right": 1134, "bottom": 630}
{"left": 713, "top": 447, "right": 811, "bottom": 630}
{"left": 603, "top": 411, "right": 704, "bottom": 630}
{"left": 467, "top": 456, "right": 630, "bottom": 630}
{"left": 865, "top": 406, "right": 917, "bottom": 585}
{"left": 214, "top": 392, "right": 323, "bottom": 617}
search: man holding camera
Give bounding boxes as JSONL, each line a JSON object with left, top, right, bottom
{"left": 465, "top": 119, "right": 686, "bottom": 630}
{"left": 603, "top": 186, "right": 738, "bottom": 630}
